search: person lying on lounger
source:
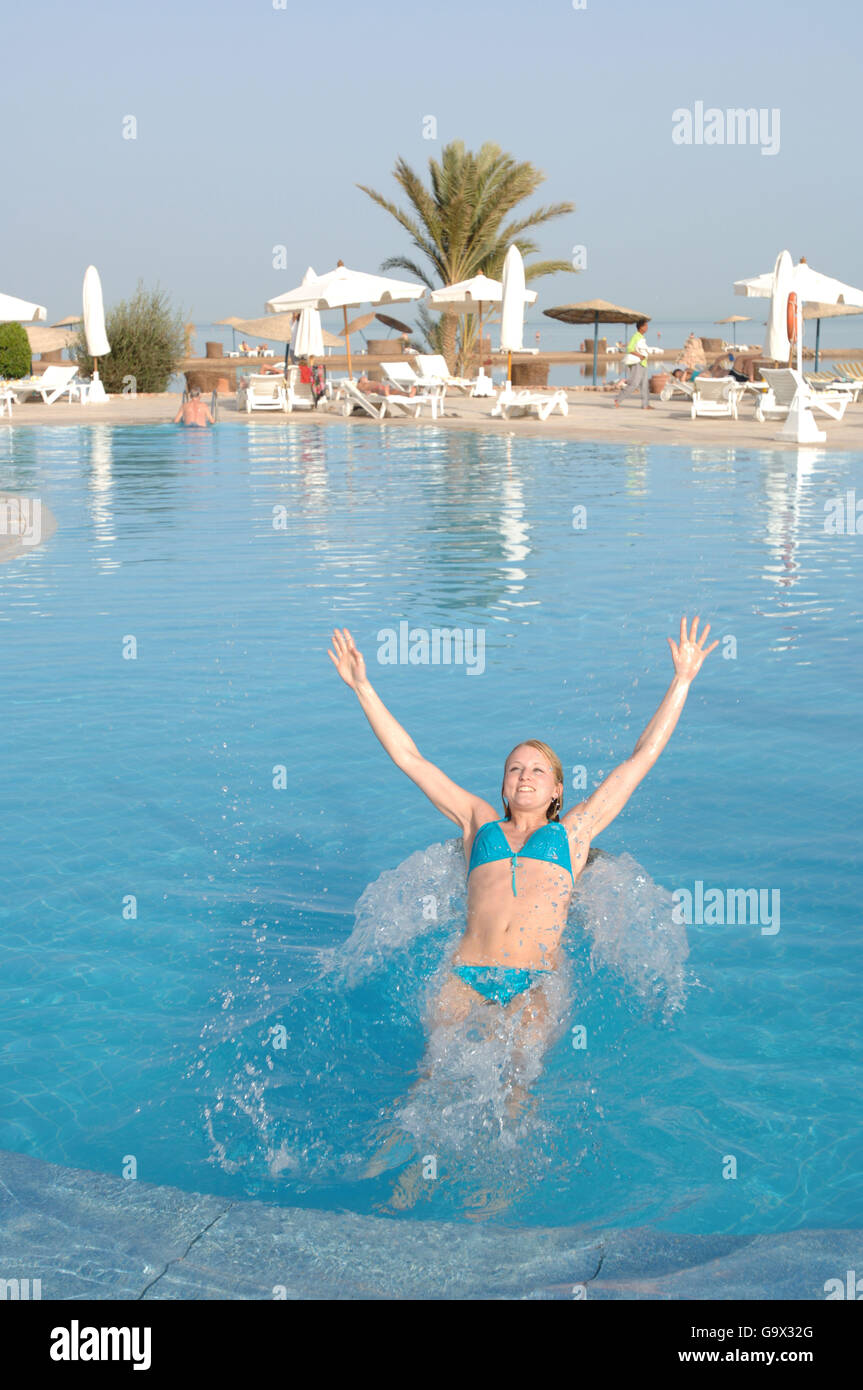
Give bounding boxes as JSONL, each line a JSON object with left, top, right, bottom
{"left": 672, "top": 355, "right": 749, "bottom": 385}
{"left": 356, "top": 373, "right": 417, "bottom": 398}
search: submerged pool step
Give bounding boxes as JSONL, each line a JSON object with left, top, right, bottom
{"left": 0, "top": 1147, "right": 860, "bottom": 1301}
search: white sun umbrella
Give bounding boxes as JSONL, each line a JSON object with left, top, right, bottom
{"left": 736, "top": 258, "right": 863, "bottom": 307}
{"left": 764, "top": 250, "right": 795, "bottom": 363}
{"left": 736, "top": 255, "right": 863, "bottom": 371}
{"left": 290, "top": 266, "right": 324, "bottom": 361}
{"left": 266, "top": 261, "right": 424, "bottom": 379}
{"left": 500, "top": 246, "right": 531, "bottom": 386}
{"left": 429, "top": 272, "right": 536, "bottom": 373}
{"left": 0, "top": 291, "right": 47, "bottom": 323}
{"left": 735, "top": 252, "right": 863, "bottom": 442}
{"left": 82, "top": 266, "right": 111, "bottom": 401}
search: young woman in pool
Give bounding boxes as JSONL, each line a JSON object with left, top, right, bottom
{"left": 328, "top": 616, "right": 717, "bottom": 1021}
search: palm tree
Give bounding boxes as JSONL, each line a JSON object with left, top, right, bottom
{"left": 358, "top": 141, "right": 575, "bottom": 375}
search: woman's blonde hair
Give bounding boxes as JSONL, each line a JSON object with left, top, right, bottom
{"left": 501, "top": 739, "right": 564, "bottom": 821}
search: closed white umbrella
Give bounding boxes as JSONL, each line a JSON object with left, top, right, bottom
{"left": 0, "top": 292, "right": 47, "bottom": 323}
{"left": 290, "top": 266, "right": 324, "bottom": 360}
{"left": 500, "top": 246, "right": 528, "bottom": 385}
{"left": 765, "top": 250, "right": 794, "bottom": 363}
{"left": 82, "top": 266, "right": 110, "bottom": 401}
{"left": 266, "top": 261, "right": 424, "bottom": 378}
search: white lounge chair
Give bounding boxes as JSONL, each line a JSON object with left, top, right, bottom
{"left": 333, "top": 379, "right": 385, "bottom": 419}
{"left": 12, "top": 365, "right": 80, "bottom": 404}
{"left": 285, "top": 366, "right": 317, "bottom": 411}
{"left": 415, "top": 354, "right": 474, "bottom": 395}
{"left": 690, "top": 377, "right": 743, "bottom": 419}
{"left": 660, "top": 377, "right": 694, "bottom": 402}
{"left": 239, "top": 373, "right": 288, "bottom": 413}
{"left": 756, "top": 368, "right": 848, "bottom": 423}
{"left": 804, "top": 373, "right": 863, "bottom": 403}
{"left": 1, "top": 384, "right": 17, "bottom": 417}
{"left": 491, "top": 389, "right": 568, "bottom": 421}
{"left": 381, "top": 362, "right": 445, "bottom": 417}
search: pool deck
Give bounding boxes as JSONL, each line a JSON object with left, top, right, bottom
{"left": 1, "top": 1147, "right": 859, "bottom": 1300}
{"left": 4, "top": 389, "right": 863, "bottom": 450}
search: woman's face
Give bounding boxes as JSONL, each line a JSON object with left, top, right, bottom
{"left": 503, "top": 746, "right": 562, "bottom": 816}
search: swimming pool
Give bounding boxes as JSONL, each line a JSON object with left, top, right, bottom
{"left": 0, "top": 421, "right": 861, "bottom": 1242}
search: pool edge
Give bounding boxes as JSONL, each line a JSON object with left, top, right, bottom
{"left": 1, "top": 1147, "right": 860, "bottom": 1301}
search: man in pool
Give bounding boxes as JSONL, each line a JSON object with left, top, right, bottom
{"left": 173, "top": 387, "right": 215, "bottom": 427}
{"left": 328, "top": 615, "right": 717, "bottom": 1026}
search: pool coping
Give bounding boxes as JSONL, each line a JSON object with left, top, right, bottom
{"left": 3, "top": 390, "right": 863, "bottom": 451}
{"left": 1, "top": 1147, "right": 859, "bottom": 1301}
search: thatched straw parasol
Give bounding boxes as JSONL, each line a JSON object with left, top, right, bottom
{"left": 340, "top": 312, "right": 376, "bottom": 340}
{"left": 25, "top": 324, "right": 78, "bottom": 355}
{"left": 544, "top": 299, "right": 649, "bottom": 383}
{"left": 221, "top": 314, "right": 298, "bottom": 343}
{"left": 217, "top": 314, "right": 342, "bottom": 357}
{"left": 715, "top": 314, "right": 752, "bottom": 345}
{"left": 375, "top": 312, "right": 413, "bottom": 335}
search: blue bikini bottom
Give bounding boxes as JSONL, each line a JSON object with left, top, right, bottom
{"left": 452, "top": 964, "right": 552, "bottom": 1007}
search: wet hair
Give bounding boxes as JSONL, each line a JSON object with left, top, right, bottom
{"left": 501, "top": 739, "right": 564, "bottom": 821}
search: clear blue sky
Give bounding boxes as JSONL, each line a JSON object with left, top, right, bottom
{"left": 6, "top": 0, "right": 862, "bottom": 324}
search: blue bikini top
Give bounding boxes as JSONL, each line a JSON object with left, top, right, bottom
{"left": 468, "top": 818, "right": 574, "bottom": 897}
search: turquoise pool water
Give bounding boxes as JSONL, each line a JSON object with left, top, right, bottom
{"left": 0, "top": 421, "right": 861, "bottom": 1236}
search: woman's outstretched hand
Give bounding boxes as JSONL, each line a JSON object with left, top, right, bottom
{"left": 328, "top": 627, "right": 368, "bottom": 690}
{"left": 667, "top": 614, "right": 719, "bottom": 681}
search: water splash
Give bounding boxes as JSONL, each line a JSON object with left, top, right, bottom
{"left": 196, "top": 839, "right": 689, "bottom": 1215}
{"left": 327, "top": 838, "right": 467, "bottom": 989}
{"left": 572, "top": 849, "right": 689, "bottom": 1016}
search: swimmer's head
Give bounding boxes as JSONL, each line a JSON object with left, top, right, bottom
{"left": 189, "top": 387, "right": 201, "bottom": 398}
{"left": 501, "top": 740, "right": 564, "bottom": 822}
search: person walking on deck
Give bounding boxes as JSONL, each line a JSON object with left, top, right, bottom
{"left": 615, "top": 318, "right": 652, "bottom": 409}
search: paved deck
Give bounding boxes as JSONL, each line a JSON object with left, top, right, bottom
{"left": 3, "top": 389, "right": 863, "bottom": 451}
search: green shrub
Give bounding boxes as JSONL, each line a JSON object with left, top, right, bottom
{"left": 0, "top": 322, "right": 32, "bottom": 380}
{"left": 72, "top": 283, "right": 185, "bottom": 393}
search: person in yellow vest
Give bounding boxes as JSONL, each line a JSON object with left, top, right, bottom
{"left": 614, "top": 318, "right": 653, "bottom": 409}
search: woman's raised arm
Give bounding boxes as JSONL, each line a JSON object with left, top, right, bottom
{"left": 328, "top": 627, "right": 489, "bottom": 831}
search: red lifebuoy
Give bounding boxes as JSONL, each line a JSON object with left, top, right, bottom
{"left": 787, "top": 292, "right": 799, "bottom": 343}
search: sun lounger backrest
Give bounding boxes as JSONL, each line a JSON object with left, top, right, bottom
{"left": 247, "top": 373, "right": 283, "bottom": 393}
{"left": 693, "top": 377, "right": 731, "bottom": 399}
{"left": 382, "top": 362, "right": 419, "bottom": 386}
{"left": 39, "top": 366, "right": 77, "bottom": 387}
{"left": 760, "top": 368, "right": 799, "bottom": 406}
{"left": 417, "top": 354, "right": 452, "bottom": 380}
